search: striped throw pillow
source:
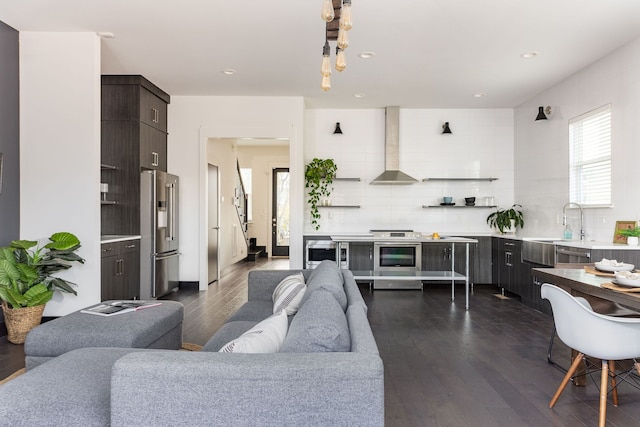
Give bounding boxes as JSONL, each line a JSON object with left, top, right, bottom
{"left": 219, "top": 310, "right": 288, "bottom": 353}
{"left": 272, "top": 273, "right": 306, "bottom": 315}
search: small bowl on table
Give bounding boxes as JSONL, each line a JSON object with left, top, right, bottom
{"left": 614, "top": 271, "right": 640, "bottom": 287}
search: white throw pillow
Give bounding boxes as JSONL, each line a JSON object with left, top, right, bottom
{"left": 272, "top": 273, "right": 306, "bottom": 315}
{"left": 219, "top": 310, "right": 288, "bottom": 353}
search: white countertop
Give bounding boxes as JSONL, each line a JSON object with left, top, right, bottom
{"left": 330, "top": 235, "right": 478, "bottom": 243}
{"left": 101, "top": 235, "right": 141, "bottom": 244}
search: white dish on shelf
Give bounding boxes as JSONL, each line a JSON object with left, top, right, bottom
{"left": 595, "top": 261, "right": 635, "bottom": 272}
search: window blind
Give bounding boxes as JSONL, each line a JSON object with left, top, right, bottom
{"left": 569, "top": 104, "right": 611, "bottom": 206}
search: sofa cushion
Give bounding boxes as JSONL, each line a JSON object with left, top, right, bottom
{"left": 272, "top": 272, "right": 306, "bottom": 315}
{"left": 280, "top": 289, "right": 351, "bottom": 353}
{"left": 202, "top": 321, "right": 258, "bottom": 352}
{"left": 302, "top": 260, "right": 348, "bottom": 311}
{"left": 0, "top": 347, "right": 144, "bottom": 427}
{"left": 226, "top": 301, "right": 273, "bottom": 322}
{"left": 219, "top": 310, "right": 288, "bottom": 353}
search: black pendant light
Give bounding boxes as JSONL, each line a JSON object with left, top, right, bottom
{"left": 333, "top": 122, "right": 343, "bottom": 134}
{"left": 442, "top": 122, "right": 452, "bottom": 134}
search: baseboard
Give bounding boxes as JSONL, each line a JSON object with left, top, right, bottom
{"left": 179, "top": 281, "right": 199, "bottom": 291}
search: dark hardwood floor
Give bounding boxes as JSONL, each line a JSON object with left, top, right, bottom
{"left": 2, "top": 258, "right": 640, "bottom": 426}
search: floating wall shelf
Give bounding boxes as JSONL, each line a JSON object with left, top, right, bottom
{"left": 422, "top": 177, "right": 498, "bottom": 182}
{"left": 333, "top": 177, "right": 361, "bottom": 182}
{"left": 422, "top": 205, "right": 497, "bottom": 209}
{"left": 318, "top": 205, "right": 360, "bottom": 208}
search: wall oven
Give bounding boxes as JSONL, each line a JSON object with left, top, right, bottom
{"left": 373, "top": 242, "right": 422, "bottom": 289}
{"left": 306, "top": 240, "right": 349, "bottom": 269}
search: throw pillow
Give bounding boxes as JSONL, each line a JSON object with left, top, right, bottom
{"left": 302, "top": 260, "right": 348, "bottom": 311}
{"left": 280, "top": 289, "right": 351, "bottom": 353}
{"left": 219, "top": 310, "right": 288, "bottom": 353}
{"left": 272, "top": 273, "right": 306, "bottom": 315}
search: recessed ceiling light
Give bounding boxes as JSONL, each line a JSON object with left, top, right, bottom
{"left": 473, "top": 92, "right": 486, "bottom": 98}
{"left": 221, "top": 69, "right": 237, "bottom": 76}
{"left": 354, "top": 93, "right": 366, "bottom": 98}
{"left": 97, "top": 32, "right": 115, "bottom": 39}
{"left": 358, "top": 52, "right": 376, "bottom": 59}
{"left": 520, "top": 51, "right": 538, "bottom": 59}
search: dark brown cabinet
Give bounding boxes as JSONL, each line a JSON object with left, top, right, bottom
{"left": 101, "top": 240, "right": 140, "bottom": 301}
{"left": 101, "top": 75, "right": 170, "bottom": 235}
{"left": 348, "top": 243, "right": 374, "bottom": 271}
{"left": 493, "top": 237, "right": 523, "bottom": 296}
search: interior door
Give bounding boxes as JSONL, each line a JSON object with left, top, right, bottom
{"left": 271, "top": 168, "right": 290, "bottom": 257}
{"left": 208, "top": 164, "right": 220, "bottom": 283}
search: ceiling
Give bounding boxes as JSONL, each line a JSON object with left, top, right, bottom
{"left": 2, "top": 0, "right": 640, "bottom": 109}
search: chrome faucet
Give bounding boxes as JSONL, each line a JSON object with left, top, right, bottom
{"left": 563, "top": 202, "right": 585, "bottom": 241}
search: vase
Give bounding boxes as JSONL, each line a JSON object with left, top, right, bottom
{"left": 627, "top": 236, "right": 639, "bottom": 246}
{"left": 1, "top": 301, "right": 45, "bottom": 344}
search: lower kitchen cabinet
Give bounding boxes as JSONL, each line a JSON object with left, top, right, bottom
{"left": 492, "top": 237, "right": 524, "bottom": 296}
{"left": 349, "top": 242, "right": 374, "bottom": 271}
{"left": 101, "top": 240, "right": 140, "bottom": 301}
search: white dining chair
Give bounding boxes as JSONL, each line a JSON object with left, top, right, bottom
{"left": 541, "top": 283, "right": 640, "bottom": 427}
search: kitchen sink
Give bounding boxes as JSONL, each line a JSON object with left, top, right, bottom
{"left": 522, "top": 239, "right": 558, "bottom": 266}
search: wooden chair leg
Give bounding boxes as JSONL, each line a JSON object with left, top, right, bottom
{"left": 550, "top": 352, "right": 585, "bottom": 408}
{"left": 599, "top": 360, "right": 609, "bottom": 427}
{"left": 609, "top": 360, "right": 618, "bottom": 407}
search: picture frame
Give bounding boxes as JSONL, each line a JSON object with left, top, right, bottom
{"left": 613, "top": 220, "right": 636, "bottom": 244}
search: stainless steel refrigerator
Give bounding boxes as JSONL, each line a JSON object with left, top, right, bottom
{"left": 140, "top": 170, "right": 180, "bottom": 299}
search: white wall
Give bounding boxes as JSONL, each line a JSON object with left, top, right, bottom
{"left": 168, "top": 96, "right": 304, "bottom": 288}
{"left": 515, "top": 36, "right": 640, "bottom": 242}
{"left": 20, "top": 33, "right": 101, "bottom": 316}
{"left": 304, "top": 108, "right": 514, "bottom": 235}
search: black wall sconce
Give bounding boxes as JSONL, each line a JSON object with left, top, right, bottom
{"left": 535, "top": 106, "right": 552, "bottom": 121}
{"left": 441, "top": 122, "right": 452, "bottom": 134}
{"left": 333, "top": 122, "right": 343, "bottom": 134}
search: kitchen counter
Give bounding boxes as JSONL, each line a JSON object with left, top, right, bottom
{"left": 493, "top": 234, "right": 640, "bottom": 251}
{"left": 330, "top": 235, "right": 478, "bottom": 243}
{"left": 101, "top": 235, "right": 141, "bottom": 244}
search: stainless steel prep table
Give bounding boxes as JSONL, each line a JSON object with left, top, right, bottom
{"left": 332, "top": 235, "right": 477, "bottom": 309}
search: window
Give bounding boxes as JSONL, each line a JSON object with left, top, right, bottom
{"left": 240, "top": 168, "right": 252, "bottom": 221}
{"left": 569, "top": 104, "right": 611, "bottom": 207}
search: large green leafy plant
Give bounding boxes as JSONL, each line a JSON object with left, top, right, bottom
{"left": 0, "top": 232, "right": 85, "bottom": 309}
{"left": 305, "top": 158, "right": 338, "bottom": 230}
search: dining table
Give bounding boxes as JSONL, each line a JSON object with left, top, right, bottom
{"left": 532, "top": 266, "right": 640, "bottom": 386}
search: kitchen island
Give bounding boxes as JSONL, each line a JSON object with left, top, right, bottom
{"left": 331, "top": 234, "right": 477, "bottom": 309}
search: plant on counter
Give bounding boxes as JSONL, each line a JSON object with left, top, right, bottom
{"left": 0, "top": 232, "right": 84, "bottom": 344}
{"left": 619, "top": 226, "right": 640, "bottom": 238}
{"left": 305, "top": 158, "right": 338, "bottom": 230}
{"left": 486, "top": 204, "right": 525, "bottom": 234}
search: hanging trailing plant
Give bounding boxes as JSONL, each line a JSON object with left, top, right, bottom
{"left": 305, "top": 158, "right": 338, "bottom": 230}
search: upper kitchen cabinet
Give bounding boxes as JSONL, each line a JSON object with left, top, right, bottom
{"left": 101, "top": 75, "right": 170, "bottom": 235}
{"left": 101, "top": 75, "right": 169, "bottom": 132}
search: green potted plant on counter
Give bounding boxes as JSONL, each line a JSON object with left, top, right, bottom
{"left": 486, "top": 204, "right": 524, "bottom": 234}
{"left": 305, "top": 158, "right": 338, "bottom": 231}
{"left": 619, "top": 226, "right": 640, "bottom": 246}
{"left": 0, "top": 231, "right": 85, "bottom": 344}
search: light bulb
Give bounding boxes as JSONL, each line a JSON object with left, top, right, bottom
{"left": 321, "top": 0, "right": 334, "bottom": 22}
{"left": 339, "top": 0, "right": 352, "bottom": 30}
{"left": 321, "top": 41, "right": 332, "bottom": 77}
{"left": 335, "top": 47, "right": 346, "bottom": 72}
{"left": 337, "top": 28, "right": 349, "bottom": 49}
{"left": 321, "top": 74, "right": 331, "bottom": 91}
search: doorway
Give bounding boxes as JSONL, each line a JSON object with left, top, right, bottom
{"left": 207, "top": 163, "right": 220, "bottom": 283}
{"left": 271, "top": 167, "right": 290, "bottom": 257}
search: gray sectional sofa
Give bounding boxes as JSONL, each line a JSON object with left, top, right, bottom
{"left": 0, "top": 261, "right": 384, "bottom": 426}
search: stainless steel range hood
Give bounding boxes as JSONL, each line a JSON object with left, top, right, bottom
{"left": 370, "top": 106, "right": 418, "bottom": 185}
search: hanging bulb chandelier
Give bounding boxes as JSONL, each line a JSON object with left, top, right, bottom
{"left": 319, "top": 0, "right": 353, "bottom": 91}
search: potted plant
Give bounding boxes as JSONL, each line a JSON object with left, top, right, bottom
{"left": 619, "top": 226, "right": 640, "bottom": 246}
{"left": 0, "top": 231, "right": 84, "bottom": 344}
{"left": 486, "top": 204, "right": 525, "bottom": 234}
{"left": 305, "top": 158, "right": 338, "bottom": 230}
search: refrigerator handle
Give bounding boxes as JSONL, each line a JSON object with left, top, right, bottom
{"left": 167, "top": 182, "right": 176, "bottom": 241}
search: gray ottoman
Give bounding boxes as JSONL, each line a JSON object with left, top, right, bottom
{"left": 24, "top": 300, "right": 184, "bottom": 370}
